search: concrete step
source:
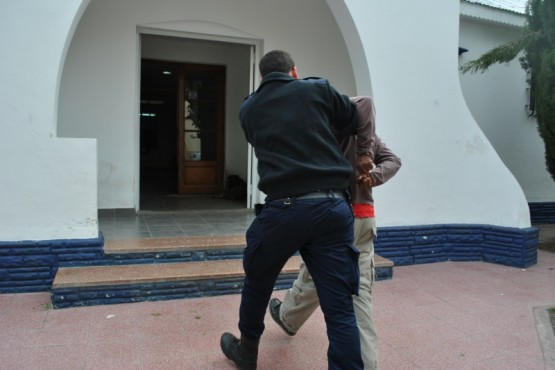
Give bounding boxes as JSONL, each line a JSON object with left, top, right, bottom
{"left": 51, "top": 236, "right": 394, "bottom": 308}
{"left": 51, "top": 256, "right": 301, "bottom": 308}
{"left": 99, "top": 235, "right": 247, "bottom": 264}
{"left": 104, "top": 235, "right": 246, "bottom": 254}
{"left": 53, "top": 257, "right": 299, "bottom": 289}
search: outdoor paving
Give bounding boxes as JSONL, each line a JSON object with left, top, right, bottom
{"left": 3, "top": 206, "right": 554, "bottom": 369}
{"left": 1, "top": 249, "right": 554, "bottom": 369}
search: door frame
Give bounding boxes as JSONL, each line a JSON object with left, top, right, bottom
{"left": 136, "top": 25, "right": 262, "bottom": 210}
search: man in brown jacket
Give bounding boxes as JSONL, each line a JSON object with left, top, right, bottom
{"left": 269, "top": 96, "right": 402, "bottom": 370}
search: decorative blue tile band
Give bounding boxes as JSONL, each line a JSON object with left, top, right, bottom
{"left": 0, "top": 235, "right": 104, "bottom": 293}
{"left": 375, "top": 224, "right": 538, "bottom": 268}
{"left": 529, "top": 202, "right": 555, "bottom": 224}
{"left": 1, "top": 224, "right": 538, "bottom": 296}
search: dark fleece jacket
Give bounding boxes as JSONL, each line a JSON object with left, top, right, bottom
{"left": 239, "top": 72, "right": 360, "bottom": 200}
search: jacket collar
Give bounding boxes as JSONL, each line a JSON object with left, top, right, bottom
{"left": 256, "top": 72, "right": 295, "bottom": 92}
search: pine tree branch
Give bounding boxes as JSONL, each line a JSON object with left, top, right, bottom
{"left": 460, "top": 31, "right": 541, "bottom": 74}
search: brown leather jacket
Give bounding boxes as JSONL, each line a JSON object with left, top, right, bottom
{"left": 340, "top": 97, "right": 402, "bottom": 205}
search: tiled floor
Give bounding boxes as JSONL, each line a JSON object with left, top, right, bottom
{"left": 99, "top": 195, "right": 254, "bottom": 240}
{"left": 1, "top": 250, "right": 554, "bottom": 369}
{"left": 3, "top": 196, "right": 555, "bottom": 369}
{"left": 99, "top": 210, "right": 254, "bottom": 240}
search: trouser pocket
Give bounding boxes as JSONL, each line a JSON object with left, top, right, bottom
{"left": 349, "top": 243, "right": 361, "bottom": 295}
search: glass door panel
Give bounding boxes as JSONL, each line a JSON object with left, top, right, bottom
{"left": 178, "top": 64, "right": 225, "bottom": 194}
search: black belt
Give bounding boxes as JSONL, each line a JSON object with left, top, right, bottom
{"left": 274, "top": 189, "right": 345, "bottom": 203}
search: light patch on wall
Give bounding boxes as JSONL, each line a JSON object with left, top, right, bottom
{"left": 98, "top": 160, "right": 115, "bottom": 181}
{"left": 465, "top": 135, "right": 489, "bottom": 155}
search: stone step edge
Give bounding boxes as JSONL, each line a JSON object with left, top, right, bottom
{"left": 53, "top": 255, "right": 394, "bottom": 289}
{"left": 53, "top": 255, "right": 302, "bottom": 289}
{"left": 103, "top": 235, "right": 246, "bottom": 254}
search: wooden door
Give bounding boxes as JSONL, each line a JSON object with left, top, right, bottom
{"left": 178, "top": 64, "right": 225, "bottom": 194}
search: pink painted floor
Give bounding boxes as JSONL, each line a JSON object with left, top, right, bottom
{"left": 1, "top": 250, "right": 554, "bottom": 370}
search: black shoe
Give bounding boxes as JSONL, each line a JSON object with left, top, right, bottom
{"left": 220, "top": 332, "right": 258, "bottom": 370}
{"left": 268, "top": 298, "right": 296, "bottom": 336}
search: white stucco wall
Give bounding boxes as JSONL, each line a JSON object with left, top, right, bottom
{"left": 0, "top": 0, "right": 98, "bottom": 241}
{"left": 8, "top": 0, "right": 533, "bottom": 238}
{"left": 338, "top": 0, "right": 530, "bottom": 228}
{"left": 459, "top": 16, "right": 555, "bottom": 202}
{"left": 58, "top": 0, "right": 356, "bottom": 210}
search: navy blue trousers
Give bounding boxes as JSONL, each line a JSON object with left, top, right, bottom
{"left": 238, "top": 195, "right": 363, "bottom": 370}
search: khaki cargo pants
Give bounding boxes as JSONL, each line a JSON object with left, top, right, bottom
{"left": 279, "top": 217, "right": 379, "bottom": 370}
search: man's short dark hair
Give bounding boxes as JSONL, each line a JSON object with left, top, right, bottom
{"left": 259, "top": 50, "right": 295, "bottom": 77}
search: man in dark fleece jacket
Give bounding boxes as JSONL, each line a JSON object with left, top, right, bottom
{"left": 220, "top": 50, "right": 374, "bottom": 370}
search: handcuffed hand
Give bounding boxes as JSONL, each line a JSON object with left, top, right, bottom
{"left": 356, "top": 154, "right": 374, "bottom": 188}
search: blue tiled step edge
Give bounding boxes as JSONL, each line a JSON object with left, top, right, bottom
{"left": 52, "top": 276, "right": 298, "bottom": 309}
{"left": 51, "top": 255, "right": 394, "bottom": 308}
